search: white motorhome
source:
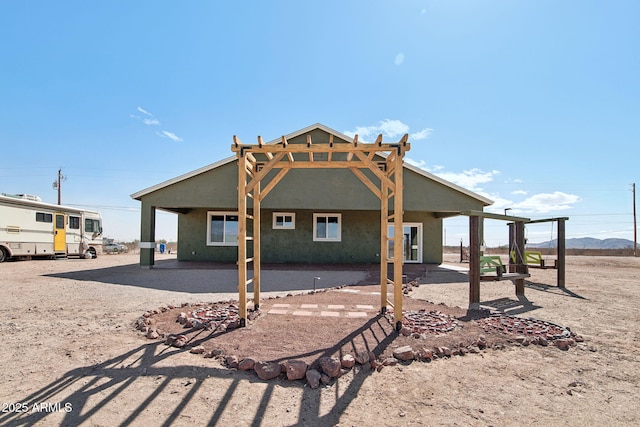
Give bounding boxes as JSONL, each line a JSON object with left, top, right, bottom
{"left": 0, "top": 193, "right": 103, "bottom": 262}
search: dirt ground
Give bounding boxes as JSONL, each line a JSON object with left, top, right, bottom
{"left": 0, "top": 253, "right": 638, "bottom": 426}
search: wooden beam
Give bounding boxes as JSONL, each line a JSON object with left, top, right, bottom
{"left": 353, "top": 151, "right": 395, "bottom": 188}
{"left": 245, "top": 152, "right": 287, "bottom": 194}
{"left": 350, "top": 168, "right": 382, "bottom": 199}
{"left": 258, "top": 167, "right": 290, "bottom": 201}
{"left": 237, "top": 153, "right": 248, "bottom": 326}
{"left": 375, "top": 134, "right": 383, "bottom": 146}
{"left": 233, "top": 135, "right": 242, "bottom": 148}
{"left": 232, "top": 142, "right": 410, "bottom": 154}
{"left": 353, "top": 134, "right": 358, "bottom": 146}
{"left": 469, "top": 215, "right": 481, "bottom": 305}
{"left": 380, "top": 178, "right": 389, "bottom": 314}
{"left": 558, "top": 219, "right": 566, "bottom": 288}
{"left": 258, "top": 135, "right": 264, "bottom": 147}
{"left": 392, "top": 149, "right": 404, "bottom": 330}
{"left": 281, "top": 136, "right": 288, "bottom": 147}
{"left": 254, "top": 182, "right": 261, "bottom": 309}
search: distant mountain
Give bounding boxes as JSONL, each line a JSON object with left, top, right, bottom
{"left": 528, "top": 237, "right": 635, "bottom": 250}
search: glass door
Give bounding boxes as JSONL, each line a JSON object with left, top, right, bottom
{"left": 387, "top": 223, "right": 422, "bottom": 263}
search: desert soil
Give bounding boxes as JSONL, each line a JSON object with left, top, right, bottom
{"left": 0, "top": 253, "right": 638, "bottom": 426}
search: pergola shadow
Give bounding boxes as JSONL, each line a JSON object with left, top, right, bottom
{"left": 0, "top": 317, "right": 397, "bottom": 427}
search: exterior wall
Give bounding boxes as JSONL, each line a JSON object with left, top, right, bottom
{"left": 177, "top": 208, "right": 444, "bottom": 264}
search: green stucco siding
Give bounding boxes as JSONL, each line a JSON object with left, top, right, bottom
{"left": 176, "top": 208, "right": 444, "bottom": 264}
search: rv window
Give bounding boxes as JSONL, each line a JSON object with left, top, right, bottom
{"left": 85, "top": 218, "right": 101, "bottom": 233}
{"left": 36, "top": 212, "right": 53, "bottom": 223}
{"left": 69, "top": 216, "right": 80, "bottom": 229}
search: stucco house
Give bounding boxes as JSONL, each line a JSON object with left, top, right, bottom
{"left": 131, "top": 123, "right": 491, "bottom": 267}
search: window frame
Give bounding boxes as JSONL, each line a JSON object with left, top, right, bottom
{"left": 206, "top": 211, "right": 239, "bottom": 246}
{"left": 272, "top": 212, "right": 296, "bottom": 230}
{"left": 313, "top": 213, "right": 342, "bottom": 242}
{"left": 36, "top": 212, "right": 53, "bottom": 223}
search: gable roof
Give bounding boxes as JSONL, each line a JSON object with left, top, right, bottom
{"left": 131, "top": 123, "right": 492, "bottom": 206}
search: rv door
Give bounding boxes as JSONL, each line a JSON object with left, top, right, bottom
{"left": 54, "top": 213, "right": 66, "bottom": 253}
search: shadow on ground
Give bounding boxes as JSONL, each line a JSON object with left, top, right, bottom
{"left": 0, "top": 316, "right": 397, "bottom": 427}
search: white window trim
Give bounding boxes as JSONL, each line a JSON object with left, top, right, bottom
{"left": 207, "top": 211, "right": 239, "bottom": 246}
{"left": 272, "top": 212, "right": 296, "bottom": 230}
{"left": 313, "top": 213, "right": 342, "bottom": 242}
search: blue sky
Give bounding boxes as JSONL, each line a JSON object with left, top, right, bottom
{"left": 1, "top": 1, "right": 638, "bottom": 246}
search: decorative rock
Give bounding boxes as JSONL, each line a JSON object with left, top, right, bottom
{"left": 400, "top": 326, "right": 412, "bottom": 336}
{"left": 225, "top": 355, "right": 239, "bottom": 368}
{"left": 283, "top": 360, "right": 308, "bottom": 381}
{"left": 190, "top": 345, "right": 205, "bottom": 354}
{"left": 320, "top": 374, "right": 332, "bottom": 384}
{"left": 538, "top": 336, "right": 549, "bottom": 346}
{"left": 238, "top": 358, "right": 256, "bottom": 371}
{"left": 177, "top": 312, "right": 188, "bottom": 324}
{"left": 306, "top": 369, "right": 321, "bottom": 388}
{"left": 354, "top": 351, "right": 370, "bottom": 365}
{"left": 393, "top": 346, "right": 415, "bottom": 361}
{"left": 416, "top": 348, "right": 433, "bottom": 361}
{"left": 555, "top": 339, "right": 571, "bottom": 351}
{"left": 435, "top": 346, "right": 451, "bottom": 357}
{"left": 146, "top": 329, "right": 159, "bottom": 340}
{"left": 341, "top": 354, "right": 356, "bottom": 369}
{"left": 254, "top": 361, "right": 281, "bottom": 380}
{"left": 383, "top": 357, "right": 398, "bottom": 366}
{"left": 318, "top": 356, "right": 341, "bottom": 378}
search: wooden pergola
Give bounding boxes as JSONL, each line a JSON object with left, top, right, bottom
{"left": 231, "top": 132, "right": 410, "bottom": 329}
{"left": 464, "top": 211, "right": 569, "bottom": 306}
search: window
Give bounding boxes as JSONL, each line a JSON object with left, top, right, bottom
{"left": 85, "top": 218, "right": 102, "bottom": 234}
{"left": 313, "top": 213, "right": 341, "bottom": 242}
{"left": 36, "top": 212, "right": 53, "bottom": 223}
{"left": 273, "top": 212, "right": 295, "bottom": 229}
{"left": 207, "top": 212, "right": 239, "bottom": 245}
{"left": 69, "top": 216, "right": 80, "bottom": 229}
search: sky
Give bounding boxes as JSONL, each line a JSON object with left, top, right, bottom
{"left": 1, "top": 1, "right": 638, "bottom": 247}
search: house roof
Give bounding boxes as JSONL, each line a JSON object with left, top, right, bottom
{"left": 130, "top": 123, "right": 492, "bottom": 206}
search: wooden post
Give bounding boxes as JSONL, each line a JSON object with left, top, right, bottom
{"left": 393, "top": 148, "right": 404, "bottom": 330}
{"left": 557, "top": 218, "right": 566, "bottom": 288}
{"left": 254, "top": 181, "right": 261, "bottom": 309}
{"left": 514, "top": 221, "right": 526, "bottom": 296}
{"left": 508, "top": 222, "right": 515, "bottom": 273}
{"left": 469, "top": 215, "right": 481, "bottom": 305}
{"left": 380, "top": 180, "right": 388, "bottom": 314}
{"left": 237, "top": 153, "right": 248, "bottom": 327}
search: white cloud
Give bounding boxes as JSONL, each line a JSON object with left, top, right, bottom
{"left": 406, "top": 160, "right": 499, "bottom": 192}
{"left": 511, "top": 189, "right": 528, "bottom": 195}
{"left": 435, "top": 168, "right": 500, "bottom": 192}
{"left": 344, "top": 119, "right": 432, "bottom": 143}
{"left": 410, "top": 128, "right": 433, "bottom": 140}
{"left": 395, "top": 53, "right": 405, "bottom": 66}
{"left": 137, "top": 106, "right": 153, "bottom": 116}
{"left": 143, "top": 118, "right": 160, "bottom": 126}
{"left": 513, "top": 192, "right": 581, "bottom": 213}
{"left": 158, "top": 130, "right": 183, "bottom": 142}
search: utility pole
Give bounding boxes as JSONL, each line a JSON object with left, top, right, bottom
{"left": 633, "top": 183, "right": 637, "bottom": 257}
{"left": 52, "top": 168, "right": 66, "bottom": 205}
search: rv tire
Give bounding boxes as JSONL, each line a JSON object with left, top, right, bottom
{"left": 0, "top": 247, "right": 7, "bottom": 263}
